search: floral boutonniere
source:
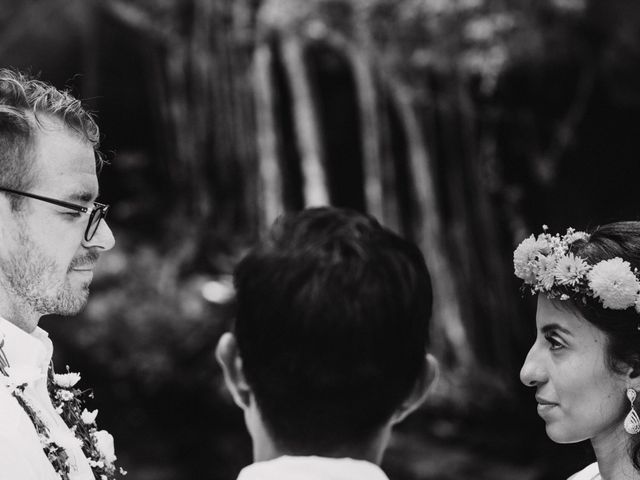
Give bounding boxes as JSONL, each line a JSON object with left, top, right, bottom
{"left": 0, "top": 330, "right": 126, "bottom": 480}
{"left": 48, "top": 368, "right": 127, "bottom": 479}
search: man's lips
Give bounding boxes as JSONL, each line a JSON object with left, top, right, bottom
{"left": 69, "top": 251, "right": 100, "bottom": 272}
{"left": 69, "top": 252, "right": 100, "bottom": 272}
{"left": 69, "top": 262, "right": 97, "bottom": 273}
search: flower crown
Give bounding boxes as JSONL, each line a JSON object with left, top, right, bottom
{"left": 513, "top": 226, "right": 640, "bottom": 312}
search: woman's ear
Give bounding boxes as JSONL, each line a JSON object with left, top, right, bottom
{"left": 623, "top": 355, "right": 640, "bottom": 381}
{"left": 391, "top": 353, "right": 439, "bottom": 425}
{"left": 215, "top": 332, "right": 252, "bottom": 409}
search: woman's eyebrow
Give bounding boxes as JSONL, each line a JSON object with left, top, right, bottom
{"left": 541, "top": 323, "right": 573, "bottom": 336}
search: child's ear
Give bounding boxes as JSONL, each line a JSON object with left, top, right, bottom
{"left": 215, "top": 332, "right": 252, "bottom": 409}
{"left": 390, "top": 353, "right": 439, "bottom": 425}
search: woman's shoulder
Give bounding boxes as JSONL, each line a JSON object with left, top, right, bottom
{"left": 567, "top": 462, "right": 599, "bottom": 480}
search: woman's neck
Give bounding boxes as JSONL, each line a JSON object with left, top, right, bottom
{"left": 592, "top": 425, "right": 639, "bottom": 480}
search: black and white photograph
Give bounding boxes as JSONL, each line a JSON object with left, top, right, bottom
{"left": 0, "top": 1, "right": 639, "bottom": 479}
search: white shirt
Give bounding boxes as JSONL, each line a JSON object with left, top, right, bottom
{"left": 0, "top": 317, "right": 95, "bottom": 480}
{"left": 237, "top": 455, "right": 390, "bottom": 480}
{"left": 567, "top": 462, "right": 600, "bottom": 480}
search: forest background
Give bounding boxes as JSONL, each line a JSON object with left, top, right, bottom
{"left": 2, "top": 0, "right": 640, "bottom": 479}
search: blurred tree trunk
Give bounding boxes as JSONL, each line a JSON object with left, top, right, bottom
{"left": 387, "top": 73, "right": 472, "bottom": 367}
{"left": 100, "top": 0, "right": 604, "bottom": 386}
{"left": 280, "top": 34, "right": 329, "bottom": 207}
{"left": 349, "top": 45, "right": 401, "bottom": 232}
{"left": 101, "top": 0, "right": 258, "bottom": 286}
{"left": 254, "top": 0, "right": 473, "bottom": 369}
{"left": 254, "top": 43, "right": 284, "bottom": 228}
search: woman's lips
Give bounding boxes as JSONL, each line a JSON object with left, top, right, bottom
{"left": 536, "top": 396, "right": 558, "bottom": 415}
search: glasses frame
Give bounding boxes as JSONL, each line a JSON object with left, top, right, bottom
{"left": 0, "top": 186, "right": 109, "bottom": 242}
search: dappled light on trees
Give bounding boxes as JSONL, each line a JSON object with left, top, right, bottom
{"left": 89, "top": 0, "right": 603, "bottom": 406}
{"left": 250, "top": 0, "right": 592, "bottom": 380}
{"left": 9, "top": 0, "right": 640, "bottom": 477}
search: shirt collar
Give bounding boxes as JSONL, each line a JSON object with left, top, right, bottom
{"left": 0, "top": 317, "right": 52, "bottom": 375}
{"left": 237, "top": 456, "right": 390, "bottom": 480}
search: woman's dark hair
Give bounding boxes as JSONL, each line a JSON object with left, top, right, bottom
{"left": 567, "top": 221, "right": 640, "bottom": 470}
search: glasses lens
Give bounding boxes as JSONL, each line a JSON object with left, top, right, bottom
{"left": 85, "top": 205, "right": 108, "bottom": 241}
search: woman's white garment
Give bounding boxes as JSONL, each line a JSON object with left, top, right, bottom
{"left": 0, "top": 317, "right": 94, "bottom": 480}
{"left": 567, "top": 462, "right": 600, "bottom": 480}
{"left": 236, "top": 455, "right": 390, "bottom": 480}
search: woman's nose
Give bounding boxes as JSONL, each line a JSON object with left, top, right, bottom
{"left": 520, "top": 344, "right": 546, "bottom": 387}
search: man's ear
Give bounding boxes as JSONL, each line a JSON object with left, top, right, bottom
{"left": 215, "top": 332, "right": 252, "bottom": 410}
{"left": 391, "top": 353, "right": 439, "bottom": 425}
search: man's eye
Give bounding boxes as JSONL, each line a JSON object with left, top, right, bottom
{"left": 544, "top": 335, "right": 564, "bottom": 351}
{"left": 64, "top": 211, "right": 83, "bottom": 218}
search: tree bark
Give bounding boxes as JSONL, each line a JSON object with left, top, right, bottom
{"left": 388, "top": 74, "right": 473, "bottom": 368}
{"left": 280, "top": 34, "right": 329, "bottom": 207}
{"left": 350, "top": 49, "right": 385, "bottom": 220}
{"left": 254, "top": 43, "right": 284, "bottom": 227}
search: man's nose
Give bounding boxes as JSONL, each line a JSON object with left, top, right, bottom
{"left": 84, "top": 219, "right": 115, "bottom": 251}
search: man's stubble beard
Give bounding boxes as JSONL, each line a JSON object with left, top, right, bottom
{"left": 1, "top": 231, "right": 90, "bottom": 316}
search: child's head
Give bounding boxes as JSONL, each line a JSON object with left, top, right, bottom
{"left": 217, "top": 207, "right": 437, "bottom": 460}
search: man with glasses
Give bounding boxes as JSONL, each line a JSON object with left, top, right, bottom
{"left": 0, "top": 69, "right": 116, "bottom": 479}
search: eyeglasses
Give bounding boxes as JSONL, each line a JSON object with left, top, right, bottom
{"left": 0, "top": 186, "right": 110, "bottom": 242}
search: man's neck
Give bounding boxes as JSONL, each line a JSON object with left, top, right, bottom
{"left": 0, "top": 291, "right": 39, "bottom": 333}
{"left": 5, "top": 314, "right": 38, "bottom": 334}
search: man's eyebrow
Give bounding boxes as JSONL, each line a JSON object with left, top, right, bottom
{"left": 66, "top": 191, "right": 98, "bottom": 203}
{"left": 541, "top": 323, "right": 572, "bottom": 336}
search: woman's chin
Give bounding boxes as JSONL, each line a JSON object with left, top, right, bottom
{"left": 545, "top": 423, "right": 588, "bottom": 444}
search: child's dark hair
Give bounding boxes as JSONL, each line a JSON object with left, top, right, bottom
{"left": 233, "top": 207, "right": 432, "bottom": 454}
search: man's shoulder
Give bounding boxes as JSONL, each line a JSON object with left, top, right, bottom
{"left": 0, "top": 389, "right": 59, "bottom": 480}
{"left": 0, "top": 387, "right": 31, "bottom": 434}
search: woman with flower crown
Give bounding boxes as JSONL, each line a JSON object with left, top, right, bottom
{"left": 515, "top": 222, "right": 640, "bottom": 480}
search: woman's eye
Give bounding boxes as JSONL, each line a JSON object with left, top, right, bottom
{"left": 544, "top": 335, "right": 564, "bottom": 350}
{"left": 64, "top": 211, "right": 83, "bottom": 218}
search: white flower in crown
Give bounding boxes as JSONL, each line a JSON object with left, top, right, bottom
{"left": 514, "top": 234, "right": 552, "bottom": 284}
{"left": 565, "top": 230, "right": 590, "bottom": 245}
{"left": 53, "top": 372, "right": 81, "bottom": 388}
{"left": 588, "top": 258, "right": 640, "bottom": 310}
{"left": 535, "top": 254, "right": 558, "bottom": 291}
{"left": 554, "top": 253, "right": 590, "bottom": 286}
